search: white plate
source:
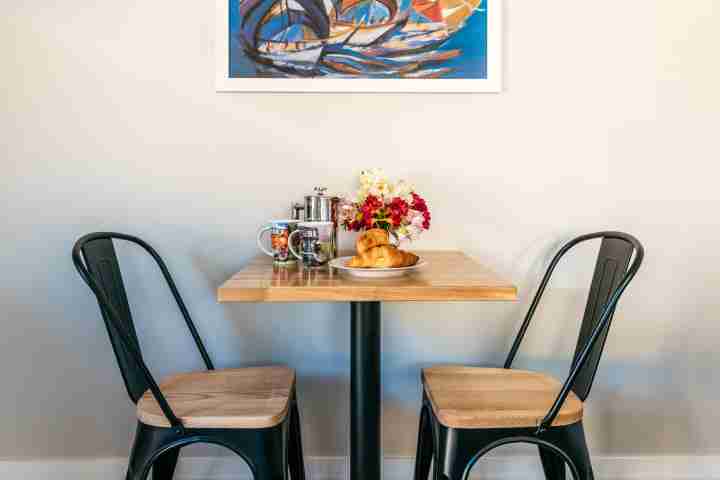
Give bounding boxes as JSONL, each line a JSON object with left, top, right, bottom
{"left": 329, "top": 256, "right": 428, "bottom": 278}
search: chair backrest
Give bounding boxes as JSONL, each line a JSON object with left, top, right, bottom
{"left": 504, "top": 232, "right": 644, "bottom": 403}
{"left": 72, "top": 233, "right": 214, "bottom": 430}
{"left": 569, "top": 236, "right": 635, "bottom": 399}
{"left": 79, "top": 236, "right": 148, "bottom": 402}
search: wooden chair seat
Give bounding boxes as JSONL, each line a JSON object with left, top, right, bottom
{"left": 422, "top": 366, "right": 583, "bottom": 429}
{"left": 137, "top": 366, "right": 295, "bottom": 429}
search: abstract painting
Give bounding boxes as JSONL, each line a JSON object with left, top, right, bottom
{"left": 215, "top": 0, "right": 500, "bottom": 91}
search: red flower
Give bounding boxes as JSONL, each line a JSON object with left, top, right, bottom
{"left": 363, "top": 214, "right": 375, "bottom": 228}
{"left": 422, "top": 210, "right": 431, "bottom": 229}
{"left": 409, "top": 193, "right": 431, "bottom": 229}
{"left": 342, "top": 190, "right": 430, "bottom": 235}
{"left": 389, "top": 197, "right": 409, "bottom": 215}
{"left": 386, "top": 197, "right": 409, "bottom": 226}
{"left": 363, "top": 195, "right": 383, "bottom": 212}
{"left": 411, "top": 192, "right": 428, "bottom": 213}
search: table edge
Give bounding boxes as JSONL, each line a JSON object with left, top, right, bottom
{"left": 217, "top": 285, "right": 518, "bottom": 303}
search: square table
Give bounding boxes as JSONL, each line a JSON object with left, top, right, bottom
{"left": 218, "top": 250, "right": 517, "bottom": 480}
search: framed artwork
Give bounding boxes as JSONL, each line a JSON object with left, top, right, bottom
{"left": 215, "top": 0, "right": 501, "bottom": 92}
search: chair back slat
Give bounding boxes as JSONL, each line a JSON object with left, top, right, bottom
{"left": 570, "top": 237, "right": 634, "bottom": 400}
{"left": 81, "top": 238, "right": 149, "bottom": 402}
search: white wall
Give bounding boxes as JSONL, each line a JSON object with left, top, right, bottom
{"left": 1, "top": 0, "right": 719, "bottom": 461}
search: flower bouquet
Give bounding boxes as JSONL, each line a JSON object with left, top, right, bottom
{"left": 340, "top": 169, "right": 431, "bottom": 243}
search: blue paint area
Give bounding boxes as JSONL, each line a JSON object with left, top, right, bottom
{"left": 229, "top": 0, "right": 257, "bottom": 77}
{"left": 228, "top": 0, "right": 488, "bottom": 78}
{"left": 437, "top": 7, "right": 487, "bottom": 78}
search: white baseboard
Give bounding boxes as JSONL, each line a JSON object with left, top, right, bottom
{"left": 1, "top": 455, "right": 719, "bottom": 479}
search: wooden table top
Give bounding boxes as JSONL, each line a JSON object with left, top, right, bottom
{"left": 218, "top": 251, "right": 517, "bottom": 303}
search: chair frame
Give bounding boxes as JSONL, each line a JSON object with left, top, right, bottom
{"left": 413, "top": 232, "right": 644, "bottom": 480}
{"left": 73, "top": 232, "right": 305, "bottom": 480}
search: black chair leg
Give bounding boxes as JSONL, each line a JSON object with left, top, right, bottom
{"left": 552, "top": 423, "right": 594, "bottom": 480}
{"left": 434, "top": 426, "right": 531, "bottom": 480}
{"left": 246, "top": 421, "right": 289, "bottom": 480}
{"left": 539, "top": 446, "right": 566, "bottom": 480}
{"left": 152, "top": 447, "right": 181, "bottom": 480}
{"left": 432, "top": 458, "right": 443, "bottom": 480}
{"left": 126, "top": 423, "right": 179, "bottom": 480}
{"left": 436, "top": 429, "right": 483, "bottom": 480}
{"left": 414, "top": 405, "right": 434, "bottom": 480}
{"left": 288, "top": 403, "right": 306, "bottom": 480}
{"left": 254, "top": 455, "right": 288, "bottom": 480}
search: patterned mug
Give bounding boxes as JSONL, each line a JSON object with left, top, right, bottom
{"left": 257, "top": 220, "right": 300, "bottom": 265}
{"left": 288, "top": 221, "right": 335, "bottom": 267}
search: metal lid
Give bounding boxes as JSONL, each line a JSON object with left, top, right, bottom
{"left": 304, "top": 187, "right": 338, "bottom": 222}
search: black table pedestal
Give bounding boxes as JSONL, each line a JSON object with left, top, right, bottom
{"left": 350, "top": 301, "right": 382, "bottom": 480}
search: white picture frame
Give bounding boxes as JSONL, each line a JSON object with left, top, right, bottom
{"left": 215, "top": 0, "right": 502, "bottom": 92}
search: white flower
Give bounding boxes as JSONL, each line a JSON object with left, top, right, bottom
{"left": 392, "top": 180, "right": 415, "bottom": 201}
{"left": 369, "top": 181, "right": 391, "bottom": 199}
{"left": 395, "top": 225, "right": 410, "bottom": 240}
{"left": 359, "top": 168, "right": 387, "bottom": 188}
{"left": 357, "top": 168, "right": 393, "bottom": 201}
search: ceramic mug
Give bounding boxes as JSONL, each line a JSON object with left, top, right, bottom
{"left": 257, "top": 219, "right": 300, "bottom": 265}
{"left": 288, "top": 221, "right": 335, "bottom": 267}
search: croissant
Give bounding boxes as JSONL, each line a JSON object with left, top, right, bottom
{"left": 347, "top": 245, "right": 419, "bottom": 268}
{"left": 356, "top": 228, "right": 390, "bottom": 255}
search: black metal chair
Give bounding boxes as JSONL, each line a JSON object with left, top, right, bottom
{"left": 72, "top": 232, "right": 306, "bottom": 480}
{"left": 413, "top": 232, "right": 644, "bottom": 480}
